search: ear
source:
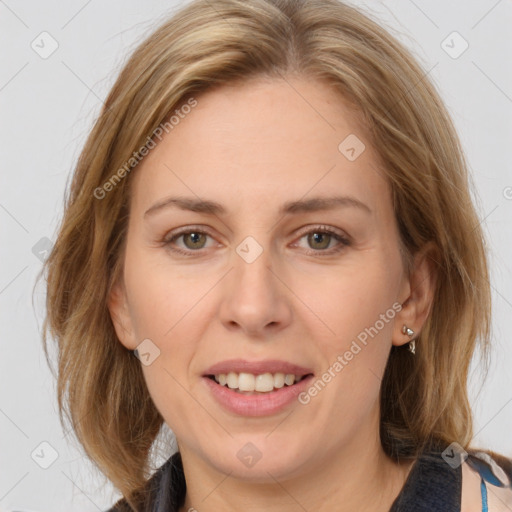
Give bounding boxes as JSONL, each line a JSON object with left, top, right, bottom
{"left": 392, "top": 242, "right": 438, "bottom": 347}
{"left": 107, "top": 278, "right": 138, "bottom": 350}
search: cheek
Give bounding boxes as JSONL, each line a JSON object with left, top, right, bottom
{"left": 122, "top": 250, "right": 205, "bottom": 405}
{"left": 299, "top": 292, "right": 395, "bottom": 433}
{"left": 298, "top": 256, "right": 399, "bottom": 348}
{"left": 123, "top": 246, "right": 212, "bottom": 341}
{"left": 295, "top": 255, "right": 399, "bottom": 407}
{"left": 123, "top": 259, "right": 205, "bottom": 427}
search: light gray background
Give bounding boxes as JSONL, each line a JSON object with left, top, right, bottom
{"left": 1, "top": 0, "right": 511, "bottom": 510}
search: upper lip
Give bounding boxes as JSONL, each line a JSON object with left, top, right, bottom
{"left": 203, "top": 359, "right": 314, "bottom": 376}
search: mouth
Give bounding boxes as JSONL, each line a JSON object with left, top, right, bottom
{"left": 201, "top": 359, "right": 315, "bottom": 415}
{"left": 202, "top": 371, "right": 315, "bottom": 416}
{"left": 205, "top": 372, "right": 314, "bottom": 395}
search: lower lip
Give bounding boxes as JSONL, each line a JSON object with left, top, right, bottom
{"left": 202, "top": 375, "right": 314, "bottom": 417}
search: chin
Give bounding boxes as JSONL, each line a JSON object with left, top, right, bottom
{"left": 208, "top": 442, "right": 310, "bottom": 482}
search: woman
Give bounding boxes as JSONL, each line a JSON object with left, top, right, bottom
{"left": 42, "top": 0, "right": 512, "bottom": 510}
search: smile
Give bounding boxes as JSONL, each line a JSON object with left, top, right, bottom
{"left": 203, "top": 373, "right": 315, "bottom": 416}
{"left": 208, "top": 371, "right": 309, "bottom": 394}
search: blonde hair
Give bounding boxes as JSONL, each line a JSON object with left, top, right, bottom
{"left": 42, "top": 0, "right": 491, "bottom": 507}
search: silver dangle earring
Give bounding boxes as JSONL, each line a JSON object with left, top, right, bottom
{"left": 402, "top": 325, "right": 416, "bottom": 354}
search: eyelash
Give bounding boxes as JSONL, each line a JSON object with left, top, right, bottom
{"left": 162, "top": 225, "right": 351, "bottom": 257}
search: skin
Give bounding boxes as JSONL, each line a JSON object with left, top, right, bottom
{"left": 109, "top": 76, "right": 443, "bottom": 511}
{"left": 462, "top": 463, "right": 512, "bottom": 511}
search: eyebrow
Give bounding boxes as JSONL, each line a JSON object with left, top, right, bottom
{"left": 144, "top": 195, "right": 372, "bottom": 217}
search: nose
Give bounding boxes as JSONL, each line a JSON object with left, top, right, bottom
{"left": 219, "top": 242, "right": 293, "bottom": 337}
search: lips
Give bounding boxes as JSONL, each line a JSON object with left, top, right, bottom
{"left": 203, "top": 372, "right": 315, "bottom": 416}
{"left": 203, "top": 358, "right": 314, "bottom": 377}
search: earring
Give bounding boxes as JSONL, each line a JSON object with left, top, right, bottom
{"left": 402, "top": 325, "right": 414, "bottom": 337}
{"left": 402, "top": 325, "right": 416, "bottom": 354}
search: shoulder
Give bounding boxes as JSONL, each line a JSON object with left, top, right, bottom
{"left": 462, "top": 449, "right": 512, "bottom": 512}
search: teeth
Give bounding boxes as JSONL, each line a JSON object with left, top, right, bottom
{"left": 274, "top": 373, "right": 285, "bottom": 389}
{"left": 226, "top": 372, "right": 238, "bottom": 389}
{"left": 284, "top": 374, "right": 295, "bottom": 386}
{"left": 213, "top": 372, "right": 305, "bottom": 392}
{"left": 238, "top": 372, "right": 255, "bottom": 391}
{"left": 255, "top": 373, "right": 274, "bottom": 392}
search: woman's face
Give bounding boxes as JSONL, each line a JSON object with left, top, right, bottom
{"left": 110, "top": 77, "right": 419, "bottom": 481}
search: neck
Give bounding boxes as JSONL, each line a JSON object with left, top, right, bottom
{"left": 178, "top": 423, "right": 413, "bottom": 512}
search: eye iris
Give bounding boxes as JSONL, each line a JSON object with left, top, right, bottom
{"left": 184, "top": 232, "right": 206, "bottom": 249}
{"left": 308, "top": 232, "right": 331, "bottom": 250}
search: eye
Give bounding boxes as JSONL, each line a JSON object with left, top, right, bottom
{"left": 293, "top": 225, "right": 350, "bottom": 255}
{"left": 163, "top": 227, "right": 217, "bottom": 255}
{"left": 162, "top": 225, "right": 351, "bottom": 257}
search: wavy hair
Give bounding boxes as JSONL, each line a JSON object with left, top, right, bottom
{"left": 42, "top": 0, "right": 491, "bottom": 508}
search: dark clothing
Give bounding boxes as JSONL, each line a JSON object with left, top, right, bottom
{"left": 389, "top": 450, "right": 462, "bottom": 511}
{"left": 107, "top": 446, "right": 511, "bottom": 512}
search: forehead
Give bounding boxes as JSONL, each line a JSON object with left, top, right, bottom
{"left": 131, "top": 77, "right": 389, "bottom": 214}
